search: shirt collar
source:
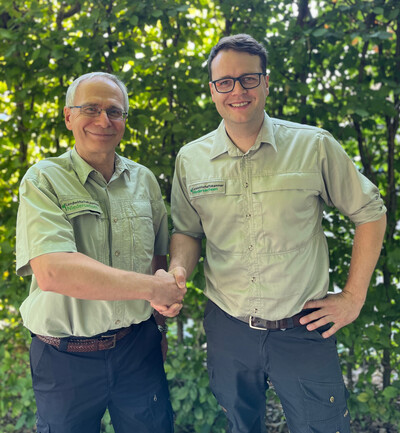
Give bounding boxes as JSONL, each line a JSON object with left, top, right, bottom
{"left": 70, "top": 147, "right": 130, "bottom": 185}
{"left": 209, "top": 112, "right": 278, "bottom": 160}
{"left": 113, "top": 153, "right": 131, "bottom": 181}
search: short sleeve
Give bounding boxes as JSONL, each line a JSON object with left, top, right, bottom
{"left": 16, "top": 172, "right": 77, "bottom": 276}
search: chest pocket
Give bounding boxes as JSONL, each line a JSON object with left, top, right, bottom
{"left": 252, "top": 172, "right": 322, "bottom": 252}
{"left": 252, "top": 172, "right": 321, "bottom": 210}
{"left": 62, "top": 198, "right": 107, "bottom": 263}
{"left": 126, "top": 200, "right": 155, "bottom": 270}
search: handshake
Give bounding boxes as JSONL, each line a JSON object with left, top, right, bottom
{"left": 150, "top": 267, "right": 187, "bottom": 317}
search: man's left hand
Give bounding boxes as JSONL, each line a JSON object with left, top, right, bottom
{"left": 300, "top": 291, "right": 364, "bottom": 338}
{"left": 151, "top": 302, "right": 183, "bottom": 317}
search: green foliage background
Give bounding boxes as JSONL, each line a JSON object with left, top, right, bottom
{"left": 0, "top": 0, "right": 399, "bottom": 431}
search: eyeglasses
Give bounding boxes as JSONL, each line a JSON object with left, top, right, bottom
{"left": 211, "top": 73, "right": 267, "bottom": 94}
{"left": 68, "top": 105, "right": 128, "bottom": 120}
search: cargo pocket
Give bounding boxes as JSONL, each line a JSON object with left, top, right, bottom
{"left": 147, "top": 385, "right": 174, "bottom": 432}
{"left": 299, "top": 378, "right": 350, "bottom": 433}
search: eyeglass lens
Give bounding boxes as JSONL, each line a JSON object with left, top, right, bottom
{"left": 80, "top": 105, "right": 125, "bottom": 119}
{"left": 214, "top": 74, "right": 263, "bottom": 93}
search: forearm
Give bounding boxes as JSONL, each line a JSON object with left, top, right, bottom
{"left": 343, "top": 214, "right": 387, "bottom": 304}
{"left": 31, "top": 252, "right": 159, "bottom": 302}
{"left": 169, "top": 233, "right": 202, "bottom": 276}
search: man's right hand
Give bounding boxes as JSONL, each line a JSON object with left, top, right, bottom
{"left": 151, "top": 267, "right": 187, "bottom": 317}
{"left": 150, "top": 269, "right": 186, "bottom": 307}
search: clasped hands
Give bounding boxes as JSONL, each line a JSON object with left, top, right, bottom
{"left": 151, "top": 267, "right": 187, "bottom": 317}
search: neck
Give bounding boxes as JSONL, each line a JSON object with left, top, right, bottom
{"left": 76, "top": 148, "right": 115, "bottom": 182}
{"left": 92, "top": 159, "right": 115, "bottom": 183}
{"left": 225, "top": 121, "right": 264, "bottom": 154}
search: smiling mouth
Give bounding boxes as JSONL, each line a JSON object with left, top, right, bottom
{"left": 87, "top": 131, "right": 115, "bottom": 137}
{"left": 230, "top": 102, "right": 250, "bottom": 108}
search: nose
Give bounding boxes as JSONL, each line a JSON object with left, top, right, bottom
{"left": 95, "top": 110, "right": 112, "bottom": 127}
{"left": 231, "top": 78, "right": 247, "bottom": 94}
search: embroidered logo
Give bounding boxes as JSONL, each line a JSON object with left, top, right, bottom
{"left": 60, "top": 199, "right": 101, "bottom": 215}
{"left": 189, "top": 181, "right": 226, "bottom": 197}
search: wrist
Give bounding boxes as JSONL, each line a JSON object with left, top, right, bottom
{"left": 342, "top": 286, "right": 367, "bottom": 307}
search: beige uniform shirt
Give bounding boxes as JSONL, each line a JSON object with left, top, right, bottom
{"left": 171, "top": 113, "right": 386, "bottom": 320}
{"left": 16, "top": 147, "right": 168, "bottom": 337}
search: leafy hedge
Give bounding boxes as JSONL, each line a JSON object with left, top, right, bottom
{"left": 0, "top": 0, "right": 399, "bottom": 431}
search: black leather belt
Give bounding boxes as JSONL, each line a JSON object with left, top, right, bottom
{"left": 237, "top": 308, "right": 319, "bottom": 330}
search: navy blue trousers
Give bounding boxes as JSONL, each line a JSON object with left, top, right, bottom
{"left": 30, "top": 317, "right": 174, "bottom": 433}
{"left": 203, "top": 301, "right": 350, "bottom": 433}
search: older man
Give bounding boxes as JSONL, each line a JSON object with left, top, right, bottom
{"left": 16, "top": 72, "right": 184, "bottom": 433}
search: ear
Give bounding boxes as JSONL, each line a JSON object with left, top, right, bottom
{"left": 265, "top": 75, "right": 270, "bottom": 96}
{"left": 64, "top": 106, "right": 73, "bottom": 131}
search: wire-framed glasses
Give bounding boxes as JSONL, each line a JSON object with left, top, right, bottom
{"left": 211, "top": 73, "right": 266, "bottom": 94}
{"left": 69, "top": 104, "right": 128, "bottom": 120}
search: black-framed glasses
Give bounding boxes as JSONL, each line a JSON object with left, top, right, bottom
{"left": 69, "top": 105, "right": 128, "bottom": 120}
{"left": 211, "top": 73, "right": 267, "bottom": 93}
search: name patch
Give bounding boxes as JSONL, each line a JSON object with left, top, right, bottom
{"left": 189, "top": 181, "right": 226, "bottom": 198}
{"left": 60, "top": 199, "right": 101, "bottom": 216}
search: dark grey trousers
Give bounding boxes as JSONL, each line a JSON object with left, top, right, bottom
{"left": 30, "top": 317, "right": 173, "bottom": 433}
{"left": 204, "top": 300, "right": 350, "bottom": 433}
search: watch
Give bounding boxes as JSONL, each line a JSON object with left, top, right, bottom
{"left": 157, "top": 324, "right": 169, "bottom": 333}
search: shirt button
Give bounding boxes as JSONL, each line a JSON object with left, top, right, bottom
{"left": 251, "top": 277, "right": 256, "bottom": 283}
{"left": 113, "top": 217, "right": 118, "bottom": 223}
{"left": 244, "top": 182, "right": 249, "bottom": 188}
{"left": 115, "top": 250, "right": 120, "bottom": 256}
{"left": 246, "top": 214, "right": 252, "bottom": 218}
{"left": 248, "top": 245, "right": 253, "bottom": 251}
{"left": 330, "top": 396, "right": 335, "bottom": 403}
{"left": 115, "top": 320, "right": 121, "bottom": 325}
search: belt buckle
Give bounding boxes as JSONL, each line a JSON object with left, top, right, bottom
{"left": 101, "top": 333, "right": 117, "bottom": 349}
{"left": 249, "top": 316, "right": 268, "bottom": 330}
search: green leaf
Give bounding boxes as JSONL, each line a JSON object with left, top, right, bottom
{"left": 194, "top": 407, "right": 203, "bottom": 420}
{"left": 382, "top": 386, "right": 399, "bottom": 400}
{"left": 357, "top": 392, "right": 370, "bottom": 403}
{"left": 313, "top": 28, "right": 328, "bottom": 37}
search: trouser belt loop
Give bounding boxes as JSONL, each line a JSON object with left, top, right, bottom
{"left": 285, "top": 317, "right": 294, "bottom": 329}
{"left": 58, "top": 337, "right": 70, "bottom": 352}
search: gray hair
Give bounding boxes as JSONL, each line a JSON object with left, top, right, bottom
{"left": 65, "top": 72, "right": 129, "bottom": 113}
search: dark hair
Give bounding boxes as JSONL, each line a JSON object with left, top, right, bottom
{"left": 207, "top": 34, "right": 268, "bottom": 80}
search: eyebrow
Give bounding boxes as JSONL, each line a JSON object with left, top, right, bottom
{"left": 81, "top": 103, "right": 124, "bottom": 110}
{"left": 213, "top": 72, "right": 261, "bottom": 81}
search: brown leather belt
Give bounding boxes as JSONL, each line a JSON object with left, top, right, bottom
{"left": 237, "top": 308, "right": 318, "bottom": 330}
{"left": 35, "top": 326, "right": 132, "bottom": 352}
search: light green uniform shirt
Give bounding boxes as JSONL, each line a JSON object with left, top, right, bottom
{"left": 17, "top": 147, "right": 168, "bottom": 337}
{"left": 171, "top": 113, "right": 386, "bottom": 321}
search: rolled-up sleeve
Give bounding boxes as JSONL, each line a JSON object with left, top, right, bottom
{"left": 318, "top": 132, "right": 386, "bottom": 226}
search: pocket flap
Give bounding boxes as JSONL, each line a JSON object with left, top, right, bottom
{"left": 252, "top": 173, "right": 320, "bottom": 193}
